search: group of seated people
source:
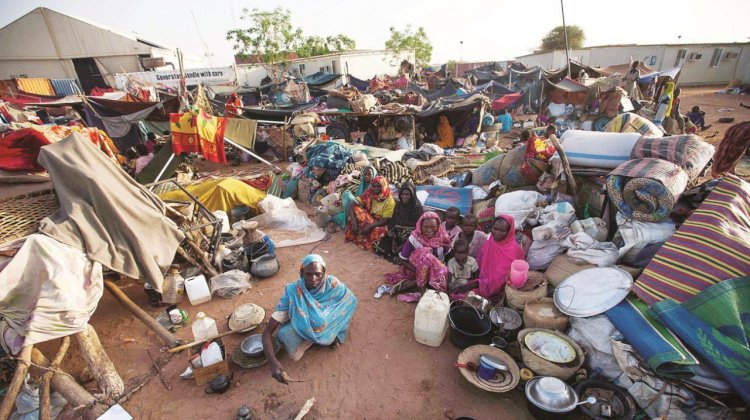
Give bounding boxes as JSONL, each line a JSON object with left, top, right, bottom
{"left": 342, "top": 171, "right": 526, "bottom": 302}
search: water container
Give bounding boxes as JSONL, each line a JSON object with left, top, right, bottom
{"left": 161, "top": 265, "right": 184, "bottom": 304}
{"left": 414, "top": 290, "right": 451, "bottom": 347}
{"left": 185, "top": 275, "right": 211, "bottom": 305}
{"left": 212, "top": 211, "right": 230, "bottom": 234}
{"left": 191, "top": 312, "right": 218, "bottom": 342}
{"left": 509, "top": 260, "right": 529, "bottom": 288}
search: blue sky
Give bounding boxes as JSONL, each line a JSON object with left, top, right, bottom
{"left": 1, "top": 0, "right": 748, "bottom": 66}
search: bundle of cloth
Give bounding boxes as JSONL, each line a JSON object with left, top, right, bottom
{"left": 606, "top": 158, "right": 688, "bottom": 222}
{"left": 304, "top": 142, "right": 353, "bottom": 180}
{"left": 630, "top": 134, "right": 715, "bottom": 181}
{"left": 604, "top": 112, "right": 663, "bottom": 137}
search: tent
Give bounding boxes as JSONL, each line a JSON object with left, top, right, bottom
{"left": 543, "top": 77, "right": 589, "bottom": 105}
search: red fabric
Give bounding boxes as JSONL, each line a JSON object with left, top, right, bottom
{"left": 0, "top": 129, "right": 52, "bottom": 171}
{"left": 169, "top": 112, "right": 227, "bottom": 164}
{"left": 89, "top": 87, "right": 114, "bottom": 96}
{"left": 243, "top": 175, "right": 271, "bottom": 191}
{"left": 491, "top": 93, "right": 523, "bottom": 111}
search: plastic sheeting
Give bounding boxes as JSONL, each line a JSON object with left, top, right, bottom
{"left": 159, "top": 177, "right": 267, "bottom": 213}
{"left": 50, "top": 79, "right": 82, "bottom": 96}
{"left": 16, "top": 78, "right": 55, "bottom": 96}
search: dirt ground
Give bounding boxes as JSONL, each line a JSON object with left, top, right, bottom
{"left": 5, "top": 86, "right": 749, "bottom": 419}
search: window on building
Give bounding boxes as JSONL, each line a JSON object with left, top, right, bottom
{"left": 332, "top": 60, "right": 338, "bottom": 74}
{"left": 674, "top": 49, "right": 688, "bottom": 67}
{"left": 648, "top": 55, "right": 657, "bottom": 66}
{"left": 709, "top": 48, "right": 724, "bottom": 67}
{"left": 299, "top": 63, "right": 305, "bottom": 73}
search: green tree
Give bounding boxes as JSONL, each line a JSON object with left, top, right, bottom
{"left": 540, "top": 25, "right": 585, "bottom": 50}
{"left": 385, "top": 25, "right": 432, "bottom": 68}
{"left": 297, "top": 34, "right": 356, "bottom": 59}
{"left": 226, "top": 6, "right": 303, "bottom": 81}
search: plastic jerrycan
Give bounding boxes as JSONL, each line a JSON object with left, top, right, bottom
{"left": 414, "top": 290, "right": 451, "bottom": 347}
{"left": 191, "top": 312, "right": 219, "bottom": 342}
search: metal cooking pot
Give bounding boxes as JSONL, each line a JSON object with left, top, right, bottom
{"left": 448, "top": 304, "right": 492, "bottom": 349}
{"left": 250, "top": 254, "right": 279, "bottom": 278}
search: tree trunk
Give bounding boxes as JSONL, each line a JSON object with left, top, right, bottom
{"left": 30, "top": 348, "right": 108, "bottom": 420}
{"left": 74, "top": 325, "right": 124, "bottom": 404}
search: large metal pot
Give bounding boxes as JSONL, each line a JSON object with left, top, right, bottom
{"left": 448, "top": 304, "right": 492, "bottom": 349}
{"left": 250, "top": 254, "right": 279, "bottom": 278}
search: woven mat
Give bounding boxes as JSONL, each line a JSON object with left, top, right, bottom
{"left": 0, "top": 189, "right": 59, "bottom": 245}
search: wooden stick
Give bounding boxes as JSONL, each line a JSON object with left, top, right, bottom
{"left": 75, "top": 325, "right": 124, "bottom": 404}
{"left": 146, "top": 349, "right": 171, "bottom": 390}
{"left": 39, "top": 337, "right": 71, "bottom": 420}
{"left": 30, "top": 348, "right": 108, "bottom": 420}
{"left": 104, "top": 280, "right": 179, "bottom": 348}
{"left": 183, "top": 237, "right": 219, "bottom": 278}
{"left": 167, "top": 329, "right": 244, "bottom": 354}
{"left": 293, "top": 397, "right": 316, "bottom": 420}
{"left": 0, "top": 345, "right": 33, "bottom": 420}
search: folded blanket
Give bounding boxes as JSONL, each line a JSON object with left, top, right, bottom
{"left": 606, "top": 158, "right": 688, "bottom": 222}
{"left": 562, "top": 232, "right": 619, "bottom": 267}
{"left": 630, "top": 135, "right": 715, "bottom": 181}
{"left": 606, "top": 298, "right": 697, "bottom": 379}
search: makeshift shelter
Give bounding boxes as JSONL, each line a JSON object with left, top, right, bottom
{"left": 543, "top": 77, "right": 589, "bottom": 105}
{"left": 158, "top": 177, "right": 267, "bottom": 213}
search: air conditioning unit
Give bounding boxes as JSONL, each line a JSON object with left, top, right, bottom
{"left": 687, "top": 53, "right": 703, "bottom": 60}
{"left": 724, "top": 52, "right": 739, "bottom": 60}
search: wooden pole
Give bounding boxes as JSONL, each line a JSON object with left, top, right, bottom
{"left": 183, "top": 238, "right": 219, "bottom": 278}
{"left": 103, "top": 280, "right": 179, "bottom": 348}
{"left": 0, "top": 345, "right": 33, "bottom": 420}
{"left": 75, "top": 325, "right": 124, "bottom": 404}
{"left": 39, "top": 337, "right": 70, "bottom": 420}
{"left": 30, "top": 349, "right": 108, "bottom": 420}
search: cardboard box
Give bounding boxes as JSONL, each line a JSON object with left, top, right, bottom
{"left": 191, "top": 339, "right": 231, "bottom": 386}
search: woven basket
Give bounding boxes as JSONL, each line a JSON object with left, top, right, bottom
{"left": 523, "top": 298, "right": 569, "bottom": 331}
{"left": 0, "top": 189, "right": 59, "bottom": 246}
{"left": 505, "top": 271, "right": 548, "bottom": 311}
{"left": 518, "top": 328, "right": 584, "bottom": 381}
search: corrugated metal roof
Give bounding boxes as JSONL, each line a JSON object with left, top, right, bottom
{"left": 16, "top": 78, "right": 55, "bottom": 96}
{"left": 50, "top": 79, "right": 82, "bottom": 96}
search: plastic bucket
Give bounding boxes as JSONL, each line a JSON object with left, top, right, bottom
{"left": 509, "top": 260, "right": 529, "bottom": 288}
{"left": 448, "top": 305, "right": 492, "bottom": 349}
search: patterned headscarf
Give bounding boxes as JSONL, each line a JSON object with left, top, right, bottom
{"left": 411, "top": 211, "right": 451, "bottom": 249}
{"left": 301, "top": 254, "right": 326, "bottom": 270}
{"left": 359, "top": 176, "right": 391, "bottom": 209}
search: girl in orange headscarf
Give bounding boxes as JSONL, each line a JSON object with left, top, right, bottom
{"left": 345, "top": 176, "right": 395, "bottom": 250}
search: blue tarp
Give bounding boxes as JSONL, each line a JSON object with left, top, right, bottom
{"left": 302, "top": 71, "right": 340, "bottom": 86}
{"left": 416, "top": 185, "right": 473, "bottom": 216}
{"left": 348, "top": 75, "right": 369, "bottom": 92}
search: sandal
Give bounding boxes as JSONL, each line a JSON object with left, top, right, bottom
{"left": 374, "top": 284, "right": 391, "bottom": 299}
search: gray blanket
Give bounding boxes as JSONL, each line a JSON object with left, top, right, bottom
{"left": 38, "top": 133, "right": 184, "bottom": 292}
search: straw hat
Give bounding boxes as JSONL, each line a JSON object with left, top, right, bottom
{"left": 457, "top": 345, "right": 520, "bottom": 393}
{"left": 227, "top": 303, "right": 265, "bottom": 332}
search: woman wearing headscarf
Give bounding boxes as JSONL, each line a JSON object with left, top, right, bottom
{"left": 384, "top": 211, "right": 453, "bottom": 294}
{"left": 345, "top": 176, "right": 395, "bottom": 250}
{"left": 374, "top": 182, "right": 423, "bottom": 262}
{"left": 474, "top": 215, "right": 525, "bottom": 301}
{"left": 332, "top": 166, "right": 378, "bottom": 229}
{"left": 262, "top": 254, "right": 357, "bottom": 384}
{"left": 623, "top": 61, "right": 641, "bottom": 98}
{"left": 653, "top": 81, "right": 675, "bottom": 126}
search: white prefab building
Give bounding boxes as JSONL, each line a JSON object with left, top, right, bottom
{"left": 516, "top": 43, "right": 750, "bottom": 85}
{"left": 0, "top": 7, "right": 205, "bottom": 91}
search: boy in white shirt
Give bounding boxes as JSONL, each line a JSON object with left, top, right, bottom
{"left": 447, "top": 239, "right": 479, "bottom": 294}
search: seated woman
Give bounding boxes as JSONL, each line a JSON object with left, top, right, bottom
{"left": 345, "top": 176, "right": 395, "bottom": 250}
{"left": 333, "top": 166, "right": 378, "bottom": 228}
{"left": 474, "top": 215, "right": 525, "bottom": 301}
{"left": 384, "top": 212, "right": 452, "bottom": 294}
{"left": 262, "top": 254, "right": 357, "bottom": 384}
{"left": 374, "top": 182, "right": 423, "bottom": 262}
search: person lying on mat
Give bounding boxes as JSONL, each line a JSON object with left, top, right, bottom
{"left": 384, "top": 212, "right": 452, "bottom": 295}
{"left": 263, "top": 254, "right": 357, "bottom": 384}
{"left": 345, "top": 176, "right": 395, "bottom": 250}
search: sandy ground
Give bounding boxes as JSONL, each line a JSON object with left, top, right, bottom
{"left": 4, "top": 86, "right": 749, "bottom": 419}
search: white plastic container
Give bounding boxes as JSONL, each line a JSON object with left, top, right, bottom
{"left": 414, "top": 290, "right": 451, "bottom": 347}
{"left": 161, "top": 265, "right": 184, "bottom": 304}
{"left": 185, "top": 275, "right": 211, "bottom": 305}
{"left": 212, "top": 210, "right": 230, "bottom": 234}
{"left": 191, "top": 312, "right": 218, "bottom": 342}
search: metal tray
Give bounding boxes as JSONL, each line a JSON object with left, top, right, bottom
{"left": 553, "top": 267, "right": 633, "bottom": 317}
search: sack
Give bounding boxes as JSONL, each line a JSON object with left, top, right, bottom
{"left": 539, "top": 202, "right": 577, "bottom": 226}
{"left": 350, "top": 94, "right": 378, "bottom": 113}
{"left": 570, "top": 218, "right": 608, "bottom": 242}
{"left": 320, "top": 192, "right": 343, "bottom": 214}
{"left": 297, "top": 176, "right": 313, "bottom": 202}
{"left": 210, "top": 269, "right": 252, "bottom": 298}
{"left": 545, "top": 255, "right": 596, "bottom": 287}
{"left": 499, "top": 145, "right": 530, "bottom": 187}
{"left": 494, "top": 190, "right": 545, "bottom": 228}
{"left": 613, "top": 213, "right": 676, "bottom": 265}
{"left": 471, "top": 153, "right": 505, "bottom": 186}
{"left": 563, "top": 233, "right": 619, "bottom": 267}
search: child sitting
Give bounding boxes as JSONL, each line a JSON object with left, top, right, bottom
{"left": 447, "top": 240, "right": 479, "bottom": 294}
{"left": 454, "top": 214, "right": 489, "bottom": 258}
{"left": 686, "top": 106, "right": 712, "bottom": 131}
{"left": 442, "top": 207, "right": 462, "bottom": 242}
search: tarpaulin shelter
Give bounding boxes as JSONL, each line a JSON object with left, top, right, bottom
{"left": 83, "top": 96, "right": 174, "bottom": 151}
{"left": 543, "top": 61, "right": 605, "bottom": 83}
{"left": 416, "top": 93, "right": 490, "bottom": 134}
{"left": 301, "top": 71, "right": 341, "bottom": 87}
{"left": 596, "top": 62, "right": 655, "bottom": 76}
{"left": 239, "top": 101, "right": 318, "bottom": 123}
{"left": 347, "top": 75, "right": 370, "bottom": 92}
{"left": 543, "top": 77, "right": 589, "bottom": 105}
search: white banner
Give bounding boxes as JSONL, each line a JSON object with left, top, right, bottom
{"left": 114, "top": 66, "right": 236, "bottom": 89}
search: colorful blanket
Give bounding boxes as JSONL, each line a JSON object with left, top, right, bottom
{"left": 650, "top": 277, "right": 750, "bottom": 405}
{"left": 606, "top": 298, "right": 697, "bottom": 379}
{"left": 416, "top": 185, "right": 473, "bottom": 216}
{"left": 606, "top": 158, "right": 688, "bottom": 222}
{"left": 630, "top": 135, "right": 715, "bottom": 181}
{"left": 169, "top": 111, "right": 227, "bottom": 164}
{"left": 633, "top": 175, "right": 750, "bottom": 305}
